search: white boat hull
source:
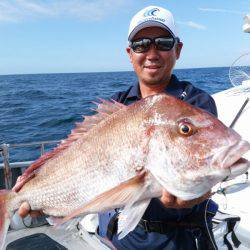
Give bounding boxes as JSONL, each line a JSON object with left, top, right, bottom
{"left": 212, "top": 83, "right": 250, "bottom": 248}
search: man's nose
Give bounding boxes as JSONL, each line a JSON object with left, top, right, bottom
{"left": 146, "top": 45, "right": 160, "bottom": 60}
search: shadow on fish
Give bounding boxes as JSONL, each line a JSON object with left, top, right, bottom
{"left": 0, "top": 93, "right": 249, "bottom": 249}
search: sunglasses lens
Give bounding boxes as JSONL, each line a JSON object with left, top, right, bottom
{"left": 155, "top": 37, "right": 175, "bottom": 51}
{"left": 131, "top": 37, "right": 176, "bottom": 53}
{"left": 131, "top": 38, "right": 152, "bottom": 53}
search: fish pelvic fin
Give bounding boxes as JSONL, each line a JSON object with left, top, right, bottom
{"left": 117, "top": 171, "right": 159, "bottom": 239}
{"left": 12, "top": 99, "right": 127, "bottom": 192}
{"left": 55, "top": 171, "right": 149, "bottom": 226}
{"left": 118, "top": 199, "right": 151, "bottom": 239}
{"left": 0, "top": 190, "right": 14, "bottom": 250}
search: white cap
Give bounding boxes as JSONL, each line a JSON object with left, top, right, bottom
{"left": 128, "top": 6, "right": 178, "bottom": 41}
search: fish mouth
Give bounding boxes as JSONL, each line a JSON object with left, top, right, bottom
{"left": 211, "top": 140, "right": 250, "bottom": 171}
{"left": 228, "top": 157, "right": 250, "bottom": 179}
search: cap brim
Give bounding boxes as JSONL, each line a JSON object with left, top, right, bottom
{"left": 128, "top": 20, "right": 175, "bottom": 41}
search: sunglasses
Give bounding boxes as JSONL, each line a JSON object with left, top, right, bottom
{"left": 130, "top": 36, "right": 179, "bottom": 53}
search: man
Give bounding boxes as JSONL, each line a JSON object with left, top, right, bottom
{"left": 18, "top": 5, "right": 218, "bottom": 250}
{"left": 98, "top": 5, "right": 218, "bottom": 250}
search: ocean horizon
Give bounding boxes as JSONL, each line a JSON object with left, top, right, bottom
{"left": 0, "top": 66, "right": 230, "bottom": 77}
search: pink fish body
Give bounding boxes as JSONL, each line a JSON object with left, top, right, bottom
{"left": 0, "top": 93, "right": 249, "bottom": 248}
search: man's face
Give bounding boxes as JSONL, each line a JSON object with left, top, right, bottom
{"left": 126, "top": 27, "right": 183, "bottom": 86}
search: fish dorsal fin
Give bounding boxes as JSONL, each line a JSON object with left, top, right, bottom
{"left": 12, "top": 99, "right": 126, "bottom": 192}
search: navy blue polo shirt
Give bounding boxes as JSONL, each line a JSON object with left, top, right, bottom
{"left": 99, "top": 74, "right": 218, "bottom": 249}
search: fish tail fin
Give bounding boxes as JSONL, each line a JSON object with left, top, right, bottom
{"left": 0, "top": 190, "right": 13, "bottom": 250}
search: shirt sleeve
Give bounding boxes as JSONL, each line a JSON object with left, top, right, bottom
{"left": 188, "top": 92, "right": 217, "bottom": 117}
{"left": 182, "top": 83, "right": 218, "bottom": 118}
{"left": 110, "top": 92, "right": 121, "bottom": 102}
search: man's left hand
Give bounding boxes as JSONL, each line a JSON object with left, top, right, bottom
{"left": 160, "top": 190, "right": 211, "bottom": 209}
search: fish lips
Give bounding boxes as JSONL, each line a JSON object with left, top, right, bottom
{"left": 211, "top": 139, "right": 250, "bottom": 177}
{"left": 228, "top": 157, "right": 249, "bottom": 179}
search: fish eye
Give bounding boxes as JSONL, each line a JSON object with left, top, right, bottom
{"left": 178, "top": 122, "right": 194, "bottom": 136}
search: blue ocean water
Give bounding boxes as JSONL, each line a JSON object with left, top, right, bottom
{"left": 0, "top": 67, "right": 232, "bottom": 163}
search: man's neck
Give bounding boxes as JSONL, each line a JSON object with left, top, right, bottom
{"left": 139, "top": 80, "right": 171, "bottom": 98}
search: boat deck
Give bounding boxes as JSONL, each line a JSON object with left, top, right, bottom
{"left": 5, "top": 225, "right": 108, "bottom": 250}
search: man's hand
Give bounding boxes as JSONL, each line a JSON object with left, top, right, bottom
{"left": 160, "top": 189, "right": 211, "bottom": 209}
{"left": 14, "top": 176, "right": 43, "bottom": 219}
{"left": 18, "top": 201, "right": 43, "bottom": 218}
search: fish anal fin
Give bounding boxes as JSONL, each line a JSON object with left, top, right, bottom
{"left": 56, "top": 171, "right": 148, "bottom": 226}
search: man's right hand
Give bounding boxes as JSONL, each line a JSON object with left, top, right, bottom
{"left": 18, "top": 201, "right": 43, "bottom": 218}
{"left": 14, "top": 173, "right": 43, "bottom": 218}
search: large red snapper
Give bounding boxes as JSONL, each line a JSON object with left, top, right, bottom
{"left": 0, "top": 93, "right": 249, "bottom": 248}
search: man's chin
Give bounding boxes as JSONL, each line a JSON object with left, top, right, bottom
{"left": 143, "top": 77, "right": 166, "bottom": 86}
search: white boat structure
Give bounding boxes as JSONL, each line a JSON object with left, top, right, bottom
{"left": 210, "top": 20, "right": 250, "bottom": 249}
{"left": 212, "top": 81, "right": 250, "bottom": 250}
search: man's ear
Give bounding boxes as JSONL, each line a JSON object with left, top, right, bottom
{"left": 175, "top": 42, "right": 183, "bottom": 60}
{"left": 126, "top": 47, "right": 133, "bottom": 63}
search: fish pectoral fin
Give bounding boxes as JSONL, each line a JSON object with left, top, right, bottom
{"left": 118, "top": 199, "right": 151, "bottom": 239}
{"left": 56, "top": 171, "right": 149, "bottom": 226}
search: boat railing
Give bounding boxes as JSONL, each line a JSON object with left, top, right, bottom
{"left": 0, "top": 140, "right": 60, "bottom": 189}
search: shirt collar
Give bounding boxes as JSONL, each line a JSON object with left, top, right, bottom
{"left": 126, "top": 82, "right": 141, "bottom": 99}
{"left": 126, "top": 74, "right": 183, "bottom": 100}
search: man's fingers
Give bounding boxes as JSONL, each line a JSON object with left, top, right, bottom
{"left": 191, "top": 191, "right": 212, "bottom": 204}
{"left": 202, "top": 191, "right": 212, "bottom": 200}
{"left": 30, "top": 211, "right": 43, "bottom": 218}
{"left": 18, "top": 201, "right": 31, "bottom": 218}
{"left": 160, "top": 190, "right": 176, "bottom": 207}
{"left": 175, "top": 191, "right": 212, "bottom": 208}
{"left": 18, "top": 202, "right": 44, "bottom": 218}
{"left": 160, "top": 190, "right": 212, "bottom": 209}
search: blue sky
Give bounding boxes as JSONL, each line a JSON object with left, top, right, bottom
{"left": 0, "top": 0, "right": 249, "bottom": 75}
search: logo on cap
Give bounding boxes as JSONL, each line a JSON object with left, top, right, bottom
{"left": 143, "top": 8, "right": 159, "bottom": 17}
